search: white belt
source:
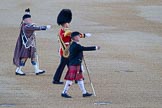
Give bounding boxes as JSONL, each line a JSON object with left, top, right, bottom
{"left": 65, "top": 42, "right": 69, "bottom": 45}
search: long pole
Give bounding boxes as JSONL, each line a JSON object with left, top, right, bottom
{"left": 83, "top": 57, "right": 96, "bottom": 96}
{"left": 34, "top": 35, "right": 39, "bottom": 68}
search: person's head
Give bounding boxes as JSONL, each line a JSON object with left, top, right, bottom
{"left": 22, "top": 8, "right": 32, "bottom": 24}
{"left": 71, "top": 31, "right": 80, "bottom": 42}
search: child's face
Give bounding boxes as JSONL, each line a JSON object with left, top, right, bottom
{"left": 73, "top": 35, "right": 80, "bottom": 42}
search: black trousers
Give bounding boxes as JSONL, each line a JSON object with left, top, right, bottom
{"left": 53, "top": 56, "right": 69, "bottom": 82}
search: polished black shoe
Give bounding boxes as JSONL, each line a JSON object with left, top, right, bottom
{"left": 15, "top": 72, "right": 26, "bottom": 76}
{"left": 61, "top": 93, "right": 72, "bottom": 98}
{"left": 83, "top": 92, "right": 92, "bottom": 97}
{"left": 35, "top": 70, "right": 45, "bottom": 75}
{"left": 52, "top": 81, "right": 64, "bottom": 84}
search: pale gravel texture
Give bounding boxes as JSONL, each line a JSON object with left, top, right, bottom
{"left": 0, "top": 0, "right": 162, "bottom": 108}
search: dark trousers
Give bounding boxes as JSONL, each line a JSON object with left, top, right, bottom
{"left": 53, "top": 56, "right": 69, "bottom": 82}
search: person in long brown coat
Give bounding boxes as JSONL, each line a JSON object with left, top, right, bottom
{"left": 13, "top": 8, "right": 51, "bottom": 76}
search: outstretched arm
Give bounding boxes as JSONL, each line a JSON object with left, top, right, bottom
{"left": 79, "top": 33, "right": 92, "bottom": 38}
{"left": 81, "top": 46, "right": 96, "bottom": 51}
{"left": 24, "top": 24, "right": 51, "bottom": 31}
{"left": 78, "top": 44, "right": 100, "bottom": 51}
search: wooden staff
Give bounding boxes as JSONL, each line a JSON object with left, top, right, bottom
{"left": 83, "top": 56, "right": 96, "bottom": 96}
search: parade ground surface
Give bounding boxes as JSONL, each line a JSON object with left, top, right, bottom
{"left": 0, "top": 0, "right": 162, "bottom": 108}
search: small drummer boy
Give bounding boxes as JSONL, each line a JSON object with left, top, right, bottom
{"left": 61, "top": 31, "right": 100, "bottom": 98}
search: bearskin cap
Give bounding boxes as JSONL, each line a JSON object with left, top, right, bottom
{"left": 57, "top": 9, "right": 72, "bottom": 25}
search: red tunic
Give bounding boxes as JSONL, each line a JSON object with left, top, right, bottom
{"left": 58, "top": 28, "right": 71, "bottom": 56}
{"left": 58, "top": 28, "right": 85, "bottom": 56}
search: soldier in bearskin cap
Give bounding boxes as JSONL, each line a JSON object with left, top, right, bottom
{"left": 13, "top": 8, "right": 51, "bottom": 76}
{"left": 52, "top": 9, "right": 92, "bottom": 84}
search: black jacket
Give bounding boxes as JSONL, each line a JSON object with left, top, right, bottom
{"left": 69, "top": 41, "right": 96, "bottom": 66}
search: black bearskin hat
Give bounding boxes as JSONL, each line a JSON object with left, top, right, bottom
{"left": 57, "top": 9, "right": 72, "bottom": 25}
{"left": 22, "top": 8, "right": 31, "bottom": 20}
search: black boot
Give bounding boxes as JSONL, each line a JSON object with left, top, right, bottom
{"left": 83, "top": 92, "right": 92, "bottom": 97}
{"left": 53, "top": 80, "right": 64, "bottom": 84}
{"left": 61, "top": 93, "right": 72, "bottom": 98}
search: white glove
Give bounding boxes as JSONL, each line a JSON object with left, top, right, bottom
{"left": 46, "top": 25, "right": 51, "bottom": 30}
{"left": 85, "top": 33, "right": 92, "bottom": 37}
{"left": 96, "top": 46, "right": 100, "bottom": 50}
